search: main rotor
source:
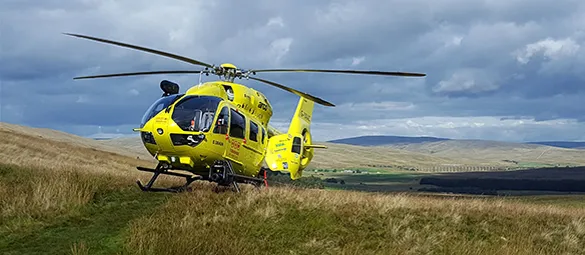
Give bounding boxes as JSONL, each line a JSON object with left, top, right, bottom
{"left": 64, "top": 33, "right": 427, "bottom": 107}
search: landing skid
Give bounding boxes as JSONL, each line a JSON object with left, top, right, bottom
{"left": 135, "top": 160, "right": 267, "bottom": 193}
{"left": 136, "top": 163, "right": 202, "bottom": 193}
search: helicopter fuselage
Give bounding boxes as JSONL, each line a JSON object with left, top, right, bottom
{"left": 138, "top": 81, "right": 274, "bottom": 178}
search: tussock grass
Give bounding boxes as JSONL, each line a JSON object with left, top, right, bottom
{"left": 126, "top": 187, "right": 585, "bottom": 255}
{"left": 0, "top": 164, "right": 115, "bottom": 223}
{"left": 70, "top": 241, "right": 89, "bottom": 255}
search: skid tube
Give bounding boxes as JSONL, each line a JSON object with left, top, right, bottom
{"left": 136, "top": 161, "right": 269, "bottom": 193}
{"left": 136, "top": 163, "right": 203, "bottom": 193}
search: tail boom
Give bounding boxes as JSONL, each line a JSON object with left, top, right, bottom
{"left": 264, "top": 97, "right": 325, "bottom": 180}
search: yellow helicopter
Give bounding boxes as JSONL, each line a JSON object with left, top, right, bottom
{"left": 65, "top": 33, "right": 426, "bottom": 192}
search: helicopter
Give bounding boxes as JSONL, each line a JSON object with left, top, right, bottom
{"left": 64, "top": 33, "right": 426, "bottom": 192}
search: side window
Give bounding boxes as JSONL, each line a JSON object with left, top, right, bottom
{"left": 223, "top": 85, "right": 234, "bottom": 101}
{"left": 213, "top": 106, "right": 229, "bottom": 134}
{"left": 249, "top": 121, "right": 258, "bottom": 142}
{"left": 261, "top": 127, "right": 266, "bottom": 144}
{"left": 292, "top": 136, "right": 302, "bottom": 154}
{"left": 229, "top": 109, "right": 246, "bottom": 139}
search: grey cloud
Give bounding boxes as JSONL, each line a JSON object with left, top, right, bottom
{"left": 2, "top": 0, "right": 585, "bottom": 141}
{"left": 433, "top": 68, "right": 501, "bottom": 94}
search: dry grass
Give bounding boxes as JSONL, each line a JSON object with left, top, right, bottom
{"left": 0, "top": 122, "right": 153, "bottom": 176}
{"left": 0, "top": 123, "right": 177, "bottom": 235}
{"left": 2, "top": 121, "right": 585, "bottom": 254}
{"left": 0, "top": 164, "right": 110, "bottom": 222}
{"left": 0, "top": 122, "right": 180, "bottom": 188}
{"left": 70, "top": 241, "right": 89, "bottom": 255}
{"left": 126, "top": 186, "right": 585, "bottom": 255}
{"left": 0, "top": 122, "right": 151, "bottom": 159}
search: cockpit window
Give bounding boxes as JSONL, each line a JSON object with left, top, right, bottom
{"left": 171, "top": 96, "right": 222, "bottom": 132}
{"left": 140, "top": 94, "right": 184, "bottom": 127}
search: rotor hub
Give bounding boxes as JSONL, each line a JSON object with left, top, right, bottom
{"left": 211, "top": 63, "right": 247, "bottom": 82}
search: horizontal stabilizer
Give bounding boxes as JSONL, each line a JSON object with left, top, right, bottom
{"left": 305, "top": 144, "right": 327, "bottom": 149}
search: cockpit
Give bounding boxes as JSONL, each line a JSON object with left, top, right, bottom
{"left": 171, "top": 95, "right": 222, "bottom": 132}
{"left": 140, "top": 94, "right": 223, "bottom": 132}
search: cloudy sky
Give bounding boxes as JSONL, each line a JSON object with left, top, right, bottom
{"left": 2, "top": 0, "right": 585, "bottom": 142}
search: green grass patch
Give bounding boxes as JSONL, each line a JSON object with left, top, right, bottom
{"left": 516, "top": 162, "right": 560, "bottom": 168}
{"left": 1, "top": 188, "right": 170, "bottom": 255}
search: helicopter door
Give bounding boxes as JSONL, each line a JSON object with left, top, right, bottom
{"left": 245, "top": 120, "right": 264, "bottom": 170}
{"left": 225, "top": 108, "right": 246, "bottom": 169}
{"left": 210, "top": 106, "right": 230, "bottom": 159}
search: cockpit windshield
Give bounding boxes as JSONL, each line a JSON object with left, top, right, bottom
{"left": 140, "top": 94, "right": 184, "bottom": 127}
{"left": 171, "top": 95, "right": 222, "bottom": 132}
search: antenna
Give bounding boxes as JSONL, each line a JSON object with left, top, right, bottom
{"left": 198, "top": 70, "right": 202, "bottom": 85}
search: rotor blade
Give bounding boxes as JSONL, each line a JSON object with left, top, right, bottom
{"left": 63, "top": 33, "right": 214, "bottom": 68}
{"left": 247, "top": 76, "right": 335, "bottom": 107}
{"left": 249, "top": 68, "right": 426, "bottom": 77}
{"left": 73, "top": 70, "right": 203, "bottom": 80}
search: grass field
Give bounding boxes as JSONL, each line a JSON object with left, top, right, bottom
{"left": 2, "top": 122, "right": 585, "bottom": 254}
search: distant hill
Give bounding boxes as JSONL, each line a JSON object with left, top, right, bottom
{"left": 384, "top": 139, "right": 581, "bottom": 165}
{"left": 328, "top": 135, "right": 450, "bottom": 146}
{"left": 526, "top": 141, "right": 585, "bottom": 149}
{"left": 329, "top": 135, "right": 585, "bottom": 149}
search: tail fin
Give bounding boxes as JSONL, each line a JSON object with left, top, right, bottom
{"left": 265, "top": 97, "right": 325, "bottom": 180}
